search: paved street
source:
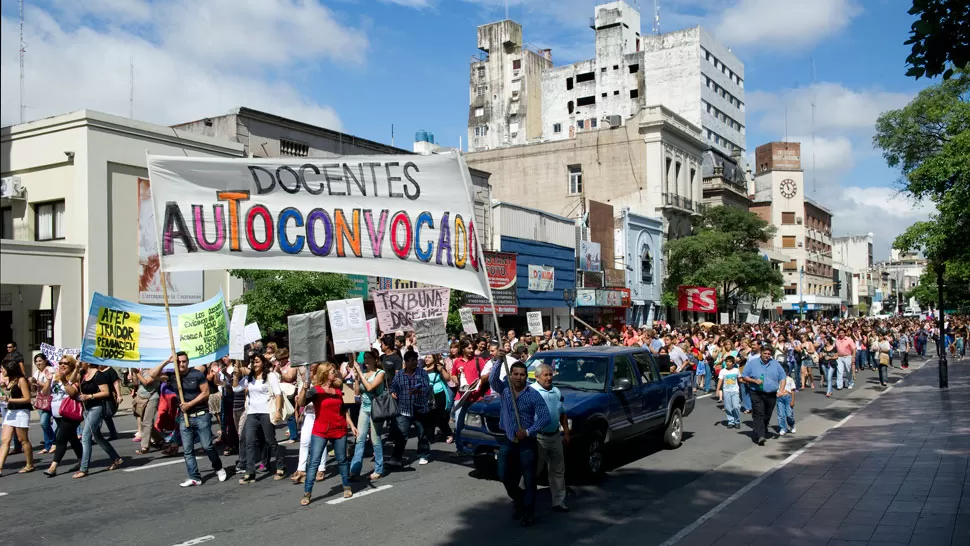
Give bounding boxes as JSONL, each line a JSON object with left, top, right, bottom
{"left": 1, "top": 357, "right": 955, "bottom": 546}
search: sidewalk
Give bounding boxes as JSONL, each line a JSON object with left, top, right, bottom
{"left": 671, "top": 359, "right": 970, "bottom": 546}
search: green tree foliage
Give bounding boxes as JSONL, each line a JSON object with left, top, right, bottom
{"left": 904, "top": 0, "right": 969, "bottom": 80}
{"left": 874, "top": 72, "right": 970, "bottom": 278}
{"left": 664, "top": 206, "right": 784, "bottom": 315}
{"left": 446, "top": 290, "right": 467, "bottom": 336}
{"left": 228, "top": 270, "right": 352, "bottom": 336}
{"left": 907, "top": 261, "right": 970, "bottom": 310}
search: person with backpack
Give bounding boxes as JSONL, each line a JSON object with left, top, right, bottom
{"left": 450, "top": 339, "right": 488, "bottom": 455}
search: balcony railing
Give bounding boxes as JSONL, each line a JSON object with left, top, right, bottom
{"left": 662, "top": 193, "right": 705, "bottom": 214}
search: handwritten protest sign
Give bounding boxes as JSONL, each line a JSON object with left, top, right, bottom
{"left": 288, "top": 310, "right": 328, "bottom": 366}
{"left": 373, "top": 287, "right": 450, "bottom": 332}
{"left": 327, "top": 298, "right": 370, "bottom": 354}
{"left": 81, "top": 292, "right": 229, "bottom": 368}
{"left": 366, "top": 318, "right": 378, "bottom": 344}
{"left": 244, "top": 323, "right": 262, "bottom": 345}
{"left": 414, "top": 317, "right": 449, "bottom": 355}
{"left": 527, "top": 311, "right": 543, "bottom": 336}
{"left": 229, "top": 305, "right": 248, "bottom": 359}
{"left": 459, "top": 307, "right": 477, "bottom": 335}
{"left": 179, "top": 302, "right": 229, "bottom": 360}
{"left": 146, "top": 153, "right": 491, "bottom": 298}
{"left": 40, "top": 343, "right": 80, "bottom": 364}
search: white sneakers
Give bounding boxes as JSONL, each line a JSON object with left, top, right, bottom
{"left": 778, "top": 430, "right": 787, "bottom": 436}
{"left": 217, "top": 468, "right": 227, "bottom": 482}
{"left": 791, "top": 427, "right": 796, "bottom": 434}
{"left": 418, "top": 458, "right": 430, "bottom": 465}
{"left": 180, "top": 479, "right": 202, "bottom": 487}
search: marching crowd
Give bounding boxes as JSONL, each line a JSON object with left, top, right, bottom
{"left": 0, "top": 314, "right": 966, "bottom": 518}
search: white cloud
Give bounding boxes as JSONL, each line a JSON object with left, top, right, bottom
{"left": 710, "top": 0, "right": 862, "bottom": 51}
{"left": 789, "top": 135, "right": 855, "bottom": 182}
{"left": 829, "top": 185, "right": 934, "bottom": 260}
{"left": 0, "top": 0, "right": 366, "bottom": 128}
{"left": 382, "top": 0, "right": 433, "bottom": 8}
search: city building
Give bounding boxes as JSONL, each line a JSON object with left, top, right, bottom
{"left": 1, "top": 110, "right": 246, "bottom": 352}
{"left": 466, "top": 1, "right": 745, "bottom": 158}
{"left": 613, "top": 207, "right": 664, "bottom": 326}
{"left": 174, "top": 107, "right": 494, "bottom": 246}
{"left": 467, "top": 20, "right": 552, "bottom": 151}
{"left": 833, "top": 233, "right": 875, "bottom": 315}
{"left": 872, "top": 250, "right": 927, "bottom": 314}
{"left": 465, "top": 104, "right": 705, "bottom": 246}
{"left": 700, "top": 148, "right": 751, "bottom": 210}
{"left": 749, "top": 142, "right": 840, "bottom": 317}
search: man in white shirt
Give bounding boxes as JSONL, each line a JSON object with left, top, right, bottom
{"left": 669, "top": 342, "right": 689, "bottom": 373}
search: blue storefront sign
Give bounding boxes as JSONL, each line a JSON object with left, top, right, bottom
{"left": 501, "top": 236, "right": 575, "bottom": 309}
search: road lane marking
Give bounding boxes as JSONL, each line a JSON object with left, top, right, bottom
{"left": 121, "top": 429, "right": 139, "bottom": 434}
{"left": 0, "top": 492, "right": 7, "bottom": 497}
{"left": 696, "top": 393, "right": 713, "bottom": 400}
{"left": 326, "top": 484, "right": 393, "bottom": 505}
{"left": 660, "top": 372, "right": 906, "bottom": 546}
{"left": 172, "top": 535, "right": 214, "bottom": 546}
{"left": 124, "top": 458, "right": 198, "bottom": 472}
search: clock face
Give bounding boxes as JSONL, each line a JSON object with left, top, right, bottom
{"left": 780, "top": 178, "right": 797, "bottom": 198}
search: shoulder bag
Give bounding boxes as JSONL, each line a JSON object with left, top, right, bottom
{"left": 33, "top": 392, "right": 52, "bottom": 412}
{"left": 60, "top": 396, "right": 83, "bottom": 422}
{"left": 271, "top": 394, "right": 295, "bottom": 425}
{"left": 370, "top": 373, "right": 399, "bottom": 421}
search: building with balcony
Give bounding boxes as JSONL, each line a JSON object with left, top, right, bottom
{"left": 465, "top": 104, "right": 705, "bottom": 246}
{"left": 749, "top": 141, "right": 839, "bottom": 317}
{"left": 701, "top": 147, "right": 751, "bottom": 210}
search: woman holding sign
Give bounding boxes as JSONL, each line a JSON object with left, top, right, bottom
{"left": 299, "top": 362, "right": 356, "bottom": 506}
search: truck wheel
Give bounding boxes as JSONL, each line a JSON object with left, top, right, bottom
{"left": 664, "top": 408, "right": 683, "bottom": 449}
{"left": 574, "top": 429, "right": 606, "bottom": 481}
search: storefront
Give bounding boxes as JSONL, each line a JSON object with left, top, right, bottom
{"left": 573, "top": 288, "right": 632, "bottom": 328}
{"left": 501, "top": 236, "right": 575, "bottom": 333}
{"left": 614, "top": 208, "right": 664, "bottom": 326}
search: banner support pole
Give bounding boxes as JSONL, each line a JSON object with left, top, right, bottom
{"left": 160, "top": 271, "right": 190, "bottom": 427}
{"left": 488, "top": 300, "right": 522, "bottom": 434}
{"left": 570, "top": 311, "right": 612, "bottom": 346}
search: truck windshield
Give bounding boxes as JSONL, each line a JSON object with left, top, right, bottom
{"left": 525, "top": 356, "right": 609, "bottom": 391}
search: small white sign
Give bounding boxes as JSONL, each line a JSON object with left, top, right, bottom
{"left": 228, "top": 305, "right": 248, "bottom": 359}
{"left": 243, "top": 322, "right": 262, "bottom": 344}
{"left": 327, "top": 298, "right": 371, "bottom": 354}
{"left": 746, "top": 313, "right": 759, "bottom": 324}
{"left": 459, "top": 307, "right": 477, "bottom": 335}
{"left": 527, "top": 311, "right": 543, "bottom": 336}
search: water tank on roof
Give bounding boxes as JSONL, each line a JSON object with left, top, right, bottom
{"left": 427, "top": 132, "right": 435, "bottom": 144}
{"left": 415, "top": 130, "right": 429, "bottom": 143}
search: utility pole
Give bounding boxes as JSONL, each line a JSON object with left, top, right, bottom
{"left": 19, "top": 0, "right": 27, "bottom": 124}
{"left": 798, "top": 266, "right": 805, "bottom": 320}
{"left": 937, "top": 262, "right": 948, "bottom": 388}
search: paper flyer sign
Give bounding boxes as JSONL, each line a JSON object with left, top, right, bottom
{"left": 287, "top": 310, "right": 328, "bottom": 366}
{"left": 244, "top": 322, "right": 262, "bottom": 344}
{"left": 459, "top": 307, "right": 477, "bottom": 335}
{"left": 228, "top": 305, "right": 248, "bottom": 359}
{"left": 414, "top": 317, "right": 449, "bottom": 355}
{"left": 327, "top": 298, "right": 371, "bottom": 354}
{"left": 527, "top": 311, "right": 543, "bottom": 336}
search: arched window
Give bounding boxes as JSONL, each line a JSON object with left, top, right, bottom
{"left": 641, "top": 245, "right": 653, "bottom": 284}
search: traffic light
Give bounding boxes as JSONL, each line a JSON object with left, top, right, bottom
{"left": 834, "top": 280, "right": 842, "bottom": 292}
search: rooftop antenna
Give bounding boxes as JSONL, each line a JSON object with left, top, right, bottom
{"left": 812, "top": 55, "right": 818, "bottom": 194}
{"left": 129, "top": 57, "right": 134, "bottom": 119}
{"left": 19, "top": 0, "right": 26, "bottom": 123}
{"left": 653, "top": 0, "right": 661, "bottom": 34}
{"left": 784, "top": 102, "right": 788, "bottom": 143}
{"left": 505, "top": 0, "right": 508, "bottom": 20}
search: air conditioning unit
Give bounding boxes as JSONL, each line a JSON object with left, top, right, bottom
{"left": 797, "top": 242, "right": 803, "bottom": 248}
{"left": 0, "top": 176, "right": 25, "bottom": 199}
{"left": 796, "top": 216, "right": 803, "bottom": 224}
{"left": 604, "top": 115, "right": 622, "bottom": 128}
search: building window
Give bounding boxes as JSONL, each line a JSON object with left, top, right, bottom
{"left": 630, "top": 89, "right": 639, "bottom": 99}
{"left": 474, "top": 125, "right": 488, "bottom": 137}
{"left": 601, "top": 93, "right": 607, "bottom": 98}
{"left": 553, "top": 123, "right": 562, "bottom": 133}
{"left": 567, "top": 101, "right": 574, "bottom": 114}
{"left": 568, "top": 165, "right": 583, "bottom": 195}
{"left": 577, "top": 120, "right": 584, "bottom": 129}
{"left": 629, "top": 64, "right": 639, "bottom": 73}
{"left": 577, "top": 95, "right": 596, "bottom": 106}
{"left": 34, "top": 200, "right": 65, "bottom": 241}
{"left": 783, "top": 260, "right": 798, "bottom": 272}
{"left": 30, "top": 309, "right": 53, "bottom": 350}
{"left": 784, "top": 284, "right": 797, "bottom": 296}
{"left": 280, "top": 138, "right": 309, "bottom": 157}
{"left": 576, "top": 72, "right": 595, "bottom": 83}
{"left": 601, "top": 67, "right": 607, "bottom": 73}
{"left": 590, "top": 118, "right": 597, "bottom": 128}
{"left": 1, "top": 207, "right": 12, "bottom": 239}
{"left": 476, "top": 66, "right": 485, "bottom": 80}
{"left": 476, "top": 85, "right": 486, "bottom": 97}
{"left": 782, "top": 236, "right": 796, "bottom": 249}
{"left": 613, "top": 90, "right": 619, "bottom": 95}
{"left": 782, "top": 212, "right": 796, "bottom": 224}
{"left": 475, "top": 107, "right": 484, "bottom": 117}
{"left": 566, "top": 77, "right": 573, "bottom": 90}
{"left": 512, "top": 59, "right": 521, "bottom": 70}
{"left": 641, "top": 246, "right": 653, "bottom": 284}
{"left": 613, "top": 65, "right": 619, "bottom": 70}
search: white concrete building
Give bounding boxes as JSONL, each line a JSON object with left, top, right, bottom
{"left": 1, "top": 110, "right": 245, "bottom": 353}
{"left": 641, "top": 26, "right": 746, "bottom": 157}
{"left": 833, "top": 233, "right": 875, "bottom": 313}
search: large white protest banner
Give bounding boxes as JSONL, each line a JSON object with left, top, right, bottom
{"left": 229, "top": 304, "right": 248, "bottom": 359}
{"left": 526, "top": 311, "right": 543, "bottom": 336}
{"left": 80, "top": 292, "right": 229, "bottom": 368}
{"left": 147, "top": 153, "right": 491, "bottom": 298}
{"left": 288, "top": 310, "right": 328, "bottom": 366}
{"left": 459, "top": 307, "right": 477, "bottom": 335}
{"left": 373, "top": 287, "right": 450, "bottom": 332}
{"left": 414, "top": 317, "right": 449, "bottom": 356}
{"left": 327, "top": 298, "right": 371, "bottom": 354}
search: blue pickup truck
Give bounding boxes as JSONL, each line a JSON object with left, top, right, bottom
{"left": 459, "top": 346, "right": 695, "bottom": 479}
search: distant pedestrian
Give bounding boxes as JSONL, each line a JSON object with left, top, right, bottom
{"left": 717, "top": 355, "right": 741, "bottom": 429}
{"left": 776, "top": 373, "right": 796, "bottom": 436}
{"left": 741, "top": 346, "right": 786, "bottom": 446}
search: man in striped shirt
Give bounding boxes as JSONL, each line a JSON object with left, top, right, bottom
{"left": 489, "top": 359, "right": 551, "bottom": 527}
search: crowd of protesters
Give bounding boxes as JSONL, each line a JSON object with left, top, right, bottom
{"left": 0, "top": 313, "right": 965, "bottom": 516}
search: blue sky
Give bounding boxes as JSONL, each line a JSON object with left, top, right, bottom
{"left": 0, "top": 0, "right": 936, "bottom": 258}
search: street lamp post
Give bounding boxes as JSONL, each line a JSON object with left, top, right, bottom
{"left": 563, "top": 288, "right": 575, "bottom": 330}
{"left": 798, "top": 266, "right": 805, "bottom": 320}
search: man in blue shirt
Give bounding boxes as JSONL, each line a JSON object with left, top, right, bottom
{"left": 741, "top": 346, "right": 787, "bottom": 446}
{"left": 531, "top": 363, "right": 570, "bottom": 513}
{"left": 490, "top": 359, "right": 551, "bottom": 527}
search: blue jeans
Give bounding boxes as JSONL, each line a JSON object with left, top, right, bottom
{"left": 825, "top": 363, "right": 836, "bottom": 395}
{"left": 305, "top": 434, "right": 349, "bottom": 495}
{"left": 856, "top": 350, "right": 867, "bottom": 370}
{"left": 792, "top": 360, "right": 802, "bottom": 390}
{"left": 350, "top": 408, "right": 384, "bottom": 477}
{"left": 723, "top": 390, "right": 741, "bottom": 426}
{"left": 498, "top": 436, "right": 538, "bottom": 517}
{"left": 286, "top": 414, "right": 299, "bottom": 442}
{"left": 740, "top": 383, "right": 752, "bottom": 412}
{"left": 391, "top": 413, "right": 430, "bottom": 461}
{"left": 776, "top": 394, "right": 795, "bottom": 432}
{"left": 80, "top": 405, "right": 121, "bottom": 472}
{"left": 704, "top": 372, "right": 714, "bottom": 392}
{"left": 39, "top": 410, "right": 55, "bottom": 450}
{"left": 179, "top": 412, "right": 223, "bottom": 481}
{"left": 837, "top": 356, "right": 853, "bottom": 389}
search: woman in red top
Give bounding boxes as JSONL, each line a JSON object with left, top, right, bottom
{"left": 297, "top": 362, "right": 357, "bottom": 506}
